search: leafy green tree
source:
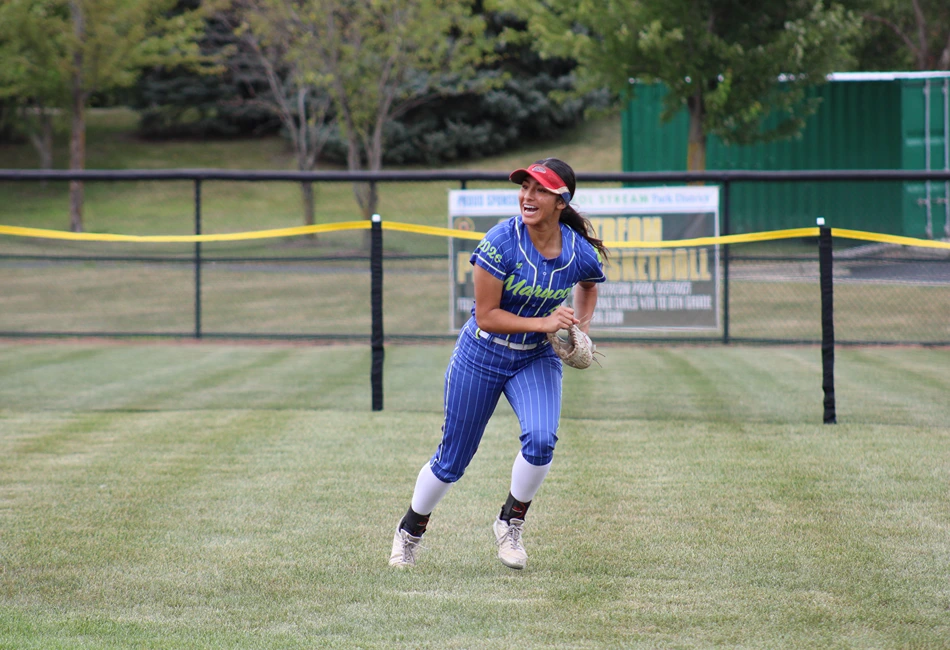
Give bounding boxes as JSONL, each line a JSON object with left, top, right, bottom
{"left": 0, "top": 0, "right": 71, "bottom": 171}
{"left": 849, "top": 0, "right": 950, "bottom": 70}
{"left": 214, "top": 0, "right": 334, "bottom": 230}
{"left": 492, "top": 0, "right": 862, "bottom": 171}
{"left": 234, "top": 0, "right": 494, "bottom": 221}
{"left": 0, "top": 0, "right": 208, "bottom": 231}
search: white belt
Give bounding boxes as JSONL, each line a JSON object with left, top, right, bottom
{"left": 475, "top": 328, "right": 539, "bottom": 351}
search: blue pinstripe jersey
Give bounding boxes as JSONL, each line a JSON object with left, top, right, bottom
{"left": 469, "top": 215, "right": 606, "bottom": 347}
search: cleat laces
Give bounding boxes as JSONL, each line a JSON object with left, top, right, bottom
{"left": 500, "top": 520, "right": 524, "bottom": 552}
{"left": 400, "top": 531, "right": 425, "bottom": 564}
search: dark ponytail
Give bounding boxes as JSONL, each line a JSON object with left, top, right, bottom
{"left": 535, "top": 157, "right": 610, "bottom": 264}
{"left": 559, "top": 204, "right": 610, "bottom": 264}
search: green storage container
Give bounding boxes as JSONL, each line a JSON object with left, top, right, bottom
{"left": 621, "top": 72, "right": 950, "bottom": 238}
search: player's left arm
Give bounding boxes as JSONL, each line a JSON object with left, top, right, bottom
{"left": 573, "top": 282, "right": 598, "bottom": 335}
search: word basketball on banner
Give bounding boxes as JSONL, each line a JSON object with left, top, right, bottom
{"left": 448, "top": 187, "right": 720, "bottom": 332}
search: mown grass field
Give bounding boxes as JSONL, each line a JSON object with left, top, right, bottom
{"left": 1, "top": 342, "right": 949, "bottom": 649}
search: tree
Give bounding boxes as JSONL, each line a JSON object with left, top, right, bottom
{"left": 130, "top": 2, "right": 282, "bottom": 139}
{"left": 216, "top": 0, "right": 334, "bottom": 230}
{"left": 851, "top": 0, "right": 950, "bottom": 70}
{"left": 127, "top": 6, "right": 606, "bottom": 168}
{"left": 492, "top": 0, "right": 862, "bottom": 171}
{"left": 0, "top": 0, "right": 208, "bottom": 232}
{"left": 238, "top": 0, "right": 494, "bottom": 222}
{"left": 0, "top": 0, "right": 71, "bottom": 171}
{"left": 379, "top": 9, "right": 611, "bottom": 166}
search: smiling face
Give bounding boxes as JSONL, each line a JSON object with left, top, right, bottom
{"left": 519, "top": 177, "right": 565, "bottom": 227}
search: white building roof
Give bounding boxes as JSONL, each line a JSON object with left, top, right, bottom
{"left": 827, "top": 71, "right": 950, "bottom": 81}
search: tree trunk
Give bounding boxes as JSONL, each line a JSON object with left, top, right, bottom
{"left": 344, "top": 136, "right": 378, "bottom": 249}
{"left": 300, "top": 181, "right": 316, "bottom": 241}
{"left": 349, "top": 177, "right": 376, "bottom": 220}
{"left": 69, "top": 88, "right": 85, "bottom": 232}
{"left": 686, "top": 90, "right": 707, "bottom": 175}
{"left": 26, "top": 111, "right": 54, "bottom": 171}
{"left": 300, "top": 182, "right": 315, "bottom": 226}
{"left": 40, "top": 114, "right": 54, "bottom": 171}
{"left": 362, "top": 181, "right": 378, "bottom": 220}
{"left": 366, "top": 123, "right": 383, "bottom": 218}
{"left": 911, "top": 0, "right": 929, "bottom": 70}
{"left": 68, "top": 0, "right": 85, "bottom": 233}
{"left": 26, "top": 110, "right": 55, "bottom": 188}
{"left": 294, "top": 87, "right": 317, "bottom": 240}
{"left": 355, "top": 179, "right": 378, "bottom": 251}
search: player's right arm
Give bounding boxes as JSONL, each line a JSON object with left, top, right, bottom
{"left": 473, "top": 265, "right": 577, "bottom": 334}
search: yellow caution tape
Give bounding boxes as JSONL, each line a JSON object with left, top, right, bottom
{"left": 830, "top": 228, "right": 950, "bottom": 250}
{"left": 604, "top": 227, "right": 820, "bottom": 248}
{"left": 0, "top": 221, "right": 370, "bottom": 243}
{"left": 381, "top": 222, "right": 484, "bottom": 241}
{"left": 1, "top": 221, "right": 949, "bottom": 250}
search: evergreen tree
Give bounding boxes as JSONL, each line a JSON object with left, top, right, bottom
{"left": 130, "top": 1, "right": 280, "bottom": 138}
{"left": 377, "top": 10, "right": 610, "bottom": 166}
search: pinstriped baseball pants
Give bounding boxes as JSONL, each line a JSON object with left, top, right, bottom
{"left": 429, "top": 320, "right": 563, "bottom": 483}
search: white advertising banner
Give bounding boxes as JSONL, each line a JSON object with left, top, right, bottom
{"left": 449, "top": 186, "right": 720, "bottom": 331}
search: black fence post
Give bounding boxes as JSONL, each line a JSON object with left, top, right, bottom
{"left": 721, "top": 180, "right": 731, "bottom": 344}
{"left": 370, "top": 213, "right": 385, "bottom": 411}
{"left": 194, "top": 179, "right": 202, "bottom": 340}
{"left": 818, "top": 219, "right": 836, "bottom": 424}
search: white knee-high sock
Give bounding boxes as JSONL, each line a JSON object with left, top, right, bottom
{"left": 410, "top": 463, "right": 453, "bottom": 515}
{"left": 510, "top": 452, "right": 552, "bottom": 503}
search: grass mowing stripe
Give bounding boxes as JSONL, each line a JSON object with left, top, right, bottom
{"left": 0, "top": 345, "right": 379, "bottom": 412}
{"left": 656, "top": 349, "right": 745, "bottom": 425}
{"left": 117, "top": 347, "right": 300, "bottom": 409}
{"left": 3, "top": 345, "right": 949, "bottom": 428}
{"left": 0, "top": 346, "right": 108, "bottom": 376}
{"left": 561, "top": 346, "right": 824, "bottom": 425}
{"left": 835, "top": 349, "right": 950, "bottom": 427}
{"left": 846, "top": 348, "right": 950, "bottom": 393}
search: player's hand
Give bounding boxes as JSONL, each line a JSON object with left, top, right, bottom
{"left": 539, "top": 306, "right": 579, "bottom": 333}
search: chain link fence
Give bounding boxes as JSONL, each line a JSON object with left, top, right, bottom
{"left": 1, "top": 170, "right": 948, "bottom": 345}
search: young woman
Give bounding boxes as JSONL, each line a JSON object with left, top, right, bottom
{"left": 389, "top": 157, "right": 608, "bottom": 570}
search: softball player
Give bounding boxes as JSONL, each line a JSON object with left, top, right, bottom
{"left": 390, "top": 158, "right": 608, "bottom": 570}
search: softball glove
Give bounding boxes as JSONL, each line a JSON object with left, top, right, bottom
{"left": 547, "top": 325, "right": 598, "bottom": 369}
